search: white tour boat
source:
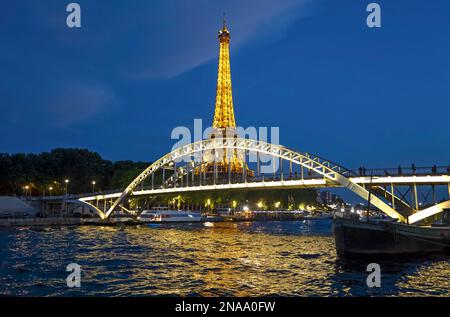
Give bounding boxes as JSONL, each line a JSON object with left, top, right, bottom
{"left": 137, "top": 207, "right": 202, "bottom": 223}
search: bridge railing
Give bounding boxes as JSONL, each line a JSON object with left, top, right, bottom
{"left": 126, "top": 165, "right": 450, "bottom": 195}
{"left": 349, "top": 165, "right": 450, "bottom": 177}
{"left": 31, "top": 166, "right": 450, "bottom": 201}
{"left": 138, "top": 172, "right": 335, "bottom": 192}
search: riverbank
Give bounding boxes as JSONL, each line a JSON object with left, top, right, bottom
{"left": 0, "top": 214, "right": 332, "bottom": 227}
{"left": 0, "top": 217, "right": 136, "bottom": 227}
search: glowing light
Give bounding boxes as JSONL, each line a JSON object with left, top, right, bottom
{"left": 257, "top": 201, "right": 263, "bottom": 208}
{"left": 243, "top": 205, "right": 249, "bottom": 211}
{"left": 274, "top": 201, "right": 281, "bottom": 208}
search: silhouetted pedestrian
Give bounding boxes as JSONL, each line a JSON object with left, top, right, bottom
{"left": 398, "top": 165, "right": 402, "bottom": 175}
{"left": 362, "top": 167, "right": 366, "bottom": 176}
{"left": 411, "top": 163, "right": 416, "bottom": 175}
{"left": 359, "top": 166, "right": 363, "bottom": 176}
{"left": 432, "top": 165, "right": 437, "bottom": 174}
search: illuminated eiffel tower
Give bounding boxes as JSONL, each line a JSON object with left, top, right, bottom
{"left": 202, "top": 18, "right": 253, "bottom": 177}
{"left": 212, "top": 17, "right": 236, "bottom": 132}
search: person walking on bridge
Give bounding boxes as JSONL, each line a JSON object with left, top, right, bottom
{"left": 398, "top": 165, "right": 402, "bottom": 175}
{"left": 411, "top": 163, "right": 416, "bottom": 175}
{"left": 431, "top": 165, "right": 437, "bottom": 175}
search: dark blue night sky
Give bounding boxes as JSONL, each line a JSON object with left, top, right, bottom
{"left": 1, "top": 0, "right": 449, "bottom": 170}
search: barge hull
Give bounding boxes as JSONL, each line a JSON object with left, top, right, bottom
{"left": 333, "top": 218, "right": 450, "bottom": 257}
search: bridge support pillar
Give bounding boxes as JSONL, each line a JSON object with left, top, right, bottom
{"left": 272, "top": 155, "right": 276, "bottom": 178}
{"left": 162, "top": 168, "right": 166, "bottom": 188}
{"left": 213, "top": 149, "right": 217, "bottom": 185}
{"left": 242, "top": 157, "right": 245, "bottom": 181}
{"left": 173, "top": 162, "right": 177, "bottom": 188}
{"left": 413, "top": 183, "right": 419, "bottom": 210}
{"left": 228, "top": 151, "right": 231, "bottom": 184}
{"left": 257, "top": 152, "right": 260, "bottom": 177}
{"left": 202, "top": 153, "right": 206, "bottom": 185}
{"left": 432, "top": 185, "right": 436, "bottom": 204}
{"left": 289, "top": 153, "right": 292, "bottom": 176}
{"left": 448, "top": 183, "right": 450, "bottom": 199}
{"left": 390, "top": 183, "right": 395, "bottom": 209}
{"left": 244, "top": 150, "right": 247, "bottom": 183}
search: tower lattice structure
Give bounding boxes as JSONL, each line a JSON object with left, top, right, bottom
{"left": 202, "top": 19, "right": 252, "bottom": 177}
{"left": 213, "top": 20, "right": 236, "bottom": 130}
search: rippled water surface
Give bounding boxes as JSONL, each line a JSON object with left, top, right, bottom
{"left": 0, "top": 220, "right": 449, "bottom": 296}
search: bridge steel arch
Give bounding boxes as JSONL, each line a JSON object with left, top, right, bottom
{"left": 65, "top": 199, "right": 105, "bottom": 219}
{"left": 102, "top": 138, "right": 408, "bottom": 222}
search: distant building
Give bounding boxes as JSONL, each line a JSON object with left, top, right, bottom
{"left": 318, "top": 191, "right": 341, "bottom": 205}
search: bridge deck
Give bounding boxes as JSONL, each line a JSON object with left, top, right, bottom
{"left": 71, "top": 174, "right": 450, "bottom": 201}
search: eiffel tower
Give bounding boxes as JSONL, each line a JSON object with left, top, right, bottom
{"left": 202, "top": 18, "right": 253, "bottom": 177}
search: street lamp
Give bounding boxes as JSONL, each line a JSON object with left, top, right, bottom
{"left": 64, "top": 179, "right": 69, "bottom": 196}
{"left": 24, "top": 185, "right": 29, "bottom": 198}
{"left": 92, "top": 181, "right": 96, "bottom": 193}
{"left": 49, "top": 186, "right": 53, "bottom": 196}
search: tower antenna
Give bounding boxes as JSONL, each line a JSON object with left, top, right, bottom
{"left": 222, "top": 12, "right": 226, "bottom": 30}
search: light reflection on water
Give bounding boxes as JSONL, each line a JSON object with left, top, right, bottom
{"left": 0, "top": 220, "right": 448, "bottom": 296}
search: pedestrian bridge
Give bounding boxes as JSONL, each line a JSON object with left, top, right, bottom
{"left": 71, "top": 138, "right": 449, "bottom": 224}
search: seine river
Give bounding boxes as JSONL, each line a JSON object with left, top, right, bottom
{"left": 0, "top": 220, "right": 449, "bottom": 296}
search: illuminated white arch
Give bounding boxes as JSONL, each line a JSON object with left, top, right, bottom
{"left": 65, "top": 199, "right": 105, "bottom": 218}
{"left": 101, "top": 138, "right": 408, "bottom": 222}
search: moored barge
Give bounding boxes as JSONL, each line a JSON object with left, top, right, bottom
{"left": 333, "top": 217, "right": 450, "bottom": 257}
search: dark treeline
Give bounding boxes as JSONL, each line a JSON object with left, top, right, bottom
{"left": 0, "top": 149, "right": 150, "bottom": 195}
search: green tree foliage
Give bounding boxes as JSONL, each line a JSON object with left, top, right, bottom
{"left": 0, "top": 149, "right": 150, "bottom": 195}
{"left": 109, "top": 160, "right": 150, "bottom": 190}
